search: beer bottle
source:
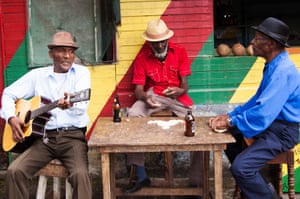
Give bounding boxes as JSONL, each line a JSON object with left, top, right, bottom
{"left": 113, "top": 94, "right": 121, "bottom": 122}
{"left": 184, "top": 110, "right": 195, "bottom": 137}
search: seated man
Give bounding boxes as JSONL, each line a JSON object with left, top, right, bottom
{"left": 1, "top": 31, "right": 92, "bottom": 199}
{"left": 209, "top": 17, "right": 300, "bottom": 199}
{"left": 124, "top": 19, "right": 204, "bottom": 196}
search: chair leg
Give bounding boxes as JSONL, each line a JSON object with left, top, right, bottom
{"left": 287, "top": 153, "right": 295, "bottom": 199}
{"left": 65, "top": 178, "right": 73, "bottom": 199}
{"left": 36, "top": 175, "right": 47, "bottom": 199}
{"left": 53, "top": 177, "right": 61, "bottom": 199}
{"left": 276, "top": 164, "right": 282, "bottom": 196}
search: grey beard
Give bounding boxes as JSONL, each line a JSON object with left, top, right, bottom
{"left": 153, "top": 45, "right": 168, "bottom": 61}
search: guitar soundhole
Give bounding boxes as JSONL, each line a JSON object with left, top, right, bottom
{"left": 24, "top": 110, "right": 32, "bottom": 124}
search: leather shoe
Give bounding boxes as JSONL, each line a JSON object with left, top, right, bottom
{"left": 124, "top": 178, "right": 151, "bottom": 193}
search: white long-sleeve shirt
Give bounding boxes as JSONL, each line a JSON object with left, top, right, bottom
{"left": 1, "top": 63, "right": 90, "bottom": 129}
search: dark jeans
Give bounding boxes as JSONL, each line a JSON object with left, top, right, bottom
{"left": 225, "top": 120, "right": 299, "bottom": 199}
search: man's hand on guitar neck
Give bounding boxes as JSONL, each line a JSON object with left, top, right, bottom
{"left": 8, "top": 116, "right": 25, "bottom": 143}
{"left": 57, "top": 93, "right": 74, "bottom": 110}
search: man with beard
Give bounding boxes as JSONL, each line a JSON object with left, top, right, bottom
{"left": 124, "top": 19, "right": 204, "bottom": 198}
{"left": 208, "top": 17, "right": 300, "bottom": 199}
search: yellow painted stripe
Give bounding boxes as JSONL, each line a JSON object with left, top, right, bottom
{"left": 86, "top": 0, "right": 171, "bottom": 129}
{"left": 230, "top": 53, "right": 300, "bottom": 103}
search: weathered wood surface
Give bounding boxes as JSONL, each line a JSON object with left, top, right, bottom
{"left": 88, "top": 117, "right": 235, "bottom": 152}
{"left": 89, "top": 116, "right": 235, "bottom": 199}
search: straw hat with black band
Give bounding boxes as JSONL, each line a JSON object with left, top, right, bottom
{"left": 142, "top": 19, "right": 174, "bottom": 42}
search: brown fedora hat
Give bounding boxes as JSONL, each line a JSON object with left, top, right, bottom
{"left": 142, "top": 19, "right": 174, "bottom": 42}
{"left": 251, "top": 17, "right": 290, "bottom": 47}
{"left": 48, "top": 31, "right": 79, "bottom": 49}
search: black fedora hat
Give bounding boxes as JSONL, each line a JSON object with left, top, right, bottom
{"left": 251, "top": 17, "right": 290, "bottom": 47}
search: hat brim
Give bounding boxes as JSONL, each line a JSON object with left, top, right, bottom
{"left": 251, "top": 26, "right": 290, "bottom": 47}
{"left": 48, "top": 44, "right": 79, "bottom": 49}
{"left": 142, "top": 30, "right": 174, "bottom": 42}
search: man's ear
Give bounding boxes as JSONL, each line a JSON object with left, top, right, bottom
{"left": 269, "top": 39, "right": 277, "bottom": 49}
{"left": 48, "top": 49, "right": 54, "bottom": 58}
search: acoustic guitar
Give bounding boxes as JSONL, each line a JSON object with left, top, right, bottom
{"left": 2, "top": 88, "right": 91, "bottom": 153}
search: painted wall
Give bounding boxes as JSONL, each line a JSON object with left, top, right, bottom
{"left": 2, "top": 0, "right": 300, "bottom": 136}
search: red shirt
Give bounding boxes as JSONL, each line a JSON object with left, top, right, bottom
{"left": 132, "top": 42, "right": 193, "bottom": 107}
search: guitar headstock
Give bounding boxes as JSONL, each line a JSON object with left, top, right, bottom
{"left": 70, "top": 88, "right": 91, "bottom": 103}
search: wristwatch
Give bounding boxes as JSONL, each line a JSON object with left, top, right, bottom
{"left": 227, "top": 116, "right": 233, "bottom": 127}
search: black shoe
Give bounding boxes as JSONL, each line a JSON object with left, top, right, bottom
{"left": 124, "top": 178, "right": 151, "bottom": 193}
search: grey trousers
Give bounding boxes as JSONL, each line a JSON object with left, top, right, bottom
{"left": 126, "top": 90, "right": 204, "bottom": 186}
{"left": 5, "top": 130, "right": 92, "bottom": 199}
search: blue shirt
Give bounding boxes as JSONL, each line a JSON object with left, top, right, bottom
{"left": 0, "top": 63, "right": 90, "bottom": 129}
{"left": 229, "top": 51, "right": 300, "bottom": 138}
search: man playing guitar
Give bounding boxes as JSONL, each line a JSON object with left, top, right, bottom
{"left": 1, "top": 31, "right": 92, "bottom": 199}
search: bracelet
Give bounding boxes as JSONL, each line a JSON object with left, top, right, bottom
{"left": 227, "top": 116, "right": 233, "bottom": 127}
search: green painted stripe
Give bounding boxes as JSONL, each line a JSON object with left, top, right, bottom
{"left": 4, "top": 39, "right": 29, "bottom": 86}
{"left": 189, "top": 42, "right": 256, "bottom": 104}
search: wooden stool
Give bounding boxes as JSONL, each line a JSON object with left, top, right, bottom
{"left": 35, "top": 159, "right": 72, "bottom": 199}
{"left": 268, "top": 149, "right": 295, "bottom": 199}
{"left": 234, "top": 138, "right": 295, "bottom": 199}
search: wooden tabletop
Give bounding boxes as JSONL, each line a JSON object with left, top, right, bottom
{"left": 88, "top": 117, "right": 235, "bottom": 153}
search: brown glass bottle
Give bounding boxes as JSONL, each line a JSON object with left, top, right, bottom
{"left": 184, "top": 110, "right": 195, "bottom": 137}
{"left": 113, "top": 95, "right": 121, "bottom": 122}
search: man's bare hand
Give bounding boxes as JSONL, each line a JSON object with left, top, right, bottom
{"left": 57, "top": 93, "right": 73, "bottom": 110}
{"left": 208, "top": 114, "right": 230, "bottom": 133}
{"left": 163, "top": 87, "right": 183, "bottom": 98}
{"left": 145, "top": 96, "right": 161, "bottom": 108}
{"left": 8, "top": 116, "right": 25, "bottom": 142}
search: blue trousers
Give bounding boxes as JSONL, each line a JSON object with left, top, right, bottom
{"left": 225, "top": 120, "right": 299, "bottom": 199}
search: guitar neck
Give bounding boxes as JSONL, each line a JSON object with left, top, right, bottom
{"left": 25, "top": 88, "right": 90, "bottom": 123}
{"left": 30, "top": 100, "right": 59, "bottom": 120}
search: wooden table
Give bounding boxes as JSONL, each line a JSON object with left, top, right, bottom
{"left": 88, "top": 117, "right": 235, "bottom": 199}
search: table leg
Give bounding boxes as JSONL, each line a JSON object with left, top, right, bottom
{"left": 214, "top": 150, "right": 223, "bottom": 199}
{"left": 101, "top": 153, "right": 112, "bottom": 199}
{"left": 110, "top": 154, "right": 116, "bottom": 199}
{"left": 203, "top": 151, "right": 210, "bottom": 199}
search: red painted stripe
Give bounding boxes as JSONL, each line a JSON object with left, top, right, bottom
{"left": 0, "top": 0, "right": 27, "bottom": 138}
{"left": 1, "top": 0, "right": 27, "bottom": 67}
{"left": 87, "top": 0, "right": 213, "bottom": 139}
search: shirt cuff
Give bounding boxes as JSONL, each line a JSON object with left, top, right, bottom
{"left": 228, "top": 112, "right": 237, "bottom": 127}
